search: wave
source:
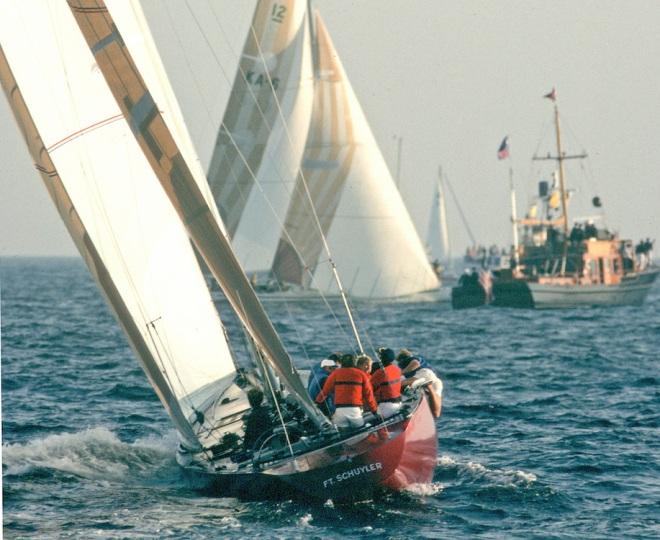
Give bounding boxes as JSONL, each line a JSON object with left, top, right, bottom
{"left": 403, "top": 481, "right": 443, "bottom": 497}
{"left": 437, "top": 454, "right": 537, "bottom": 487}
{"left": 2, "top": 427, "right": 179, "bottom": 484}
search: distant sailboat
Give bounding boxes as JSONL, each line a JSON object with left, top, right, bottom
{"left": 1, "top": 0, "right": 439, "bottom": 500}
{"left": 271, "top": 11, "right": 439, "bottom": 299}
{"left": 426, "top": 171, "right": 451, "bottom": 271}
{"left": 206, "top": 0, "right": 314, "bottom": 272}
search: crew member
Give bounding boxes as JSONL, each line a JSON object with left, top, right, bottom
{"left": 315, "top": 353, "right": 377, "bottom": 429}
{"left": 307, "top": 353, "right": 340, "bottom": 416}
{"left": 242, "top": 388, "right": 274, "bottom": 450}
{"left": 397, "top": 349, "right": 443, "bottom": 418}
{"left": 356, "top": 354, "right": 373, "bottom": 374}
{"left": 371, "top": 348, "right": 403, "bottom": 418}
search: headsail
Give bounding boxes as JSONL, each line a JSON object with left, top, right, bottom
{"left": 0, "top": 2, "right": 236, "bottom": 449}
{"left": 272, "top": 13, "right": 439, "bottom": 298}
{"left": 207, "top": 0, "right": 313, "bottom": 271}
{"left": 67, "top": 0, "right": 328, "bottom": 428}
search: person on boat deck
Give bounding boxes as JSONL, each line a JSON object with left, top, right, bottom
{"left": 371, "top": 348, "right": 403, "bottom": 418}
{"left": 307, "top": 353, "right": 340, "bottom": 416}
{"left": 396, "top": 349, "right": 443, "bottom": 418}
{"left": 242, "top": 388, "right": 274, "bottom": 451}
{"left": 315, "top": 353, "right": 378, "bottom": 429}
{"left": 356, "top": 354, "right": 373, "bottom": 375}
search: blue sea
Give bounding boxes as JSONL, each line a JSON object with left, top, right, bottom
{"left": 2, "top": 257, "right": 659, "bottom": 539}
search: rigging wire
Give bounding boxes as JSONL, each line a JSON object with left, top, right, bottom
{"left": 248, "top": 20, "right": 364, "bottom": 353}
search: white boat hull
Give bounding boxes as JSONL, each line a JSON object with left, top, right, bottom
{"left": 528, "top": 268, "right": 659, "bottom": 308}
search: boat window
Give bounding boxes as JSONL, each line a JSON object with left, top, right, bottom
{"left": 613, "top": 258, "right": 621, "bottom": 275}
{"left": 598, "top": 258, "right": 605, "bottom": 283}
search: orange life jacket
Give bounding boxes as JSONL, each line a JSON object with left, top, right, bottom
{"left": 371, "top": 364, "right": 402, "bottom": 402}
{"left": 315, "top": 367, "right": 377, "bottom": 412}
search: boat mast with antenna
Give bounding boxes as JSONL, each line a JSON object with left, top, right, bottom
{"left": 533, "top": 87, "right": 587, "bottom": 273}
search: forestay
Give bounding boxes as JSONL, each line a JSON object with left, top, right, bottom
{"left": 0, "top": 2, "right": 235, "bottom": 448}
{"left": 272, "top": 13, "right": 439, "bottom": 299}
{"left": 207, "top": 0, "right": 313, "bottom": 272}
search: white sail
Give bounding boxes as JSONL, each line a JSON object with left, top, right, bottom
{"left": 0, "top": 1, "right": 235, "bottom": 447}
{"left": 426, "top": 177, "right": 451, "bottom": 263}
{"left": 272, "top": 13, "right": 439, "bottom": 298}
{"left": 109, "top": 0, "right": 223, "bottom": 225}
{"left": 67, "top": 0, "right": 327, "bottom": 428}
{"left": 207, "top": 0, "right": 313, "bottom": 271}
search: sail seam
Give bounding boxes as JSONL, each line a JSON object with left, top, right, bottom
{"left": 46, "top": 113, "right": 124, "bottom": 152}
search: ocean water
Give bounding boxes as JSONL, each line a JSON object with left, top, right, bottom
{"left": 2, "top": 257, "right": 659, "bottom": 539}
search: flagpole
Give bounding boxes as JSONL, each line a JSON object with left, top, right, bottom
{"left": 509, "top": 165, "right": 520, "bottom": 267}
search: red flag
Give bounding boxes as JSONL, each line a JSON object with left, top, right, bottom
{"left": 497, "top": 136, "right": 509, "bottom": 160}
{"left": 544, "top": 87, "right": 557, "bottom": 101}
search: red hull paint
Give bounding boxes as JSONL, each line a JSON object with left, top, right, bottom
{"left": 376, "top": 395, "right": 438, "bottom": 489}
{"left": 194, "top": 395, "right": 438, "bottom": 501}
{"left": 272, "top": 395, "right": 438, "bottom": 500}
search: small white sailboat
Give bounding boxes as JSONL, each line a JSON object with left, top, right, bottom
{"left": 426, "top": 171, "right": 452, "bottom": 276}
{"left": 270, "top": 11, "right": 439, "bottom": 299}
{"left": 0, "top": 0, "right": 439, "bottom": 501}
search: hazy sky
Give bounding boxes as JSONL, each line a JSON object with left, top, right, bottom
{"left": 1, "top": 0, "right": 659, "bottom": 257}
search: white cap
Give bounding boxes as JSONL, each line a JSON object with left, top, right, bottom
{"left": 320, "top": 359, "right": 337, "bottom": 368}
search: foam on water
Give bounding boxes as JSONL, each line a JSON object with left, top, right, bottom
{"left": 437, "top": 454, "right": 537, "bottom": 488}
{"left": 297, "top": 513, "right": 314, "bottom": 527}
{"left": 2, "top": 426, "right": 176, "bottom": 482}
{"left": 404, "top": 481, "right": 444, "bottom": 497}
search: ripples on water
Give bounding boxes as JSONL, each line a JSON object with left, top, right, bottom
{"left": 2, "top": 258, "right": 659, "bottom": 539}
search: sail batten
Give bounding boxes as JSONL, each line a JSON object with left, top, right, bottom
{"left": 67, "top": 0, "right": 326, "bottom": 428}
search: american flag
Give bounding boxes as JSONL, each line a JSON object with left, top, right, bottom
{"left": 497, "top": 136, "right": 509, "bottom": 160}
{"left": 544, "top": 87, "right": 557, "bottom": 101}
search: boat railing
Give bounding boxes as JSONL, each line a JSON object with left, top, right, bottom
{"left": 250, "top": 393, "right": 423, "bottom": 470}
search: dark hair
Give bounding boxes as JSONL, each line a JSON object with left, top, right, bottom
{"left": 247, "top": 388, "right": 264, "bottom": 408}
{"left": 328, "top": 352, "right": 342, "bottom": 361}
{"left": 397, "top": 356, "right": 414, "bottom": 370}
{"left": 340, "top": 353, "right": 355, "bottom": 368}
{"left": 371, "top": 361, "right": 382, "bottom": 373}
{"left": 377, "top": 347, "right": 395, "bottom": 365}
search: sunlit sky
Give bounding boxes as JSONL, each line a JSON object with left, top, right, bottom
{"left": 2, "top": 0, "right": 659, "bottom": 257}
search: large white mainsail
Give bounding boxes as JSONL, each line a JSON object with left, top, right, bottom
{"left": 0, "top": 2, "right": 235, "bottom": 448}
{"left": 66, "top": 0, "right": 328, "bottom": 428}
{"left": 206, "top": 0, "right": 313, "bottom": 272}
{"left": 272, "top": 12, "right": 439, "bottom": 299}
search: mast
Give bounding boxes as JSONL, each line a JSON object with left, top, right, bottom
{"left": 67, "top": 0, "right": 329, "bottom": 430}
{"left": 509, "top": 166, "right": 520, "bottom": 266}
{"left": 552, "top": 97, "right": 569, "bottom": 237}
{"left": 533, "top": 88, "right": 587, "bottom": 272}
